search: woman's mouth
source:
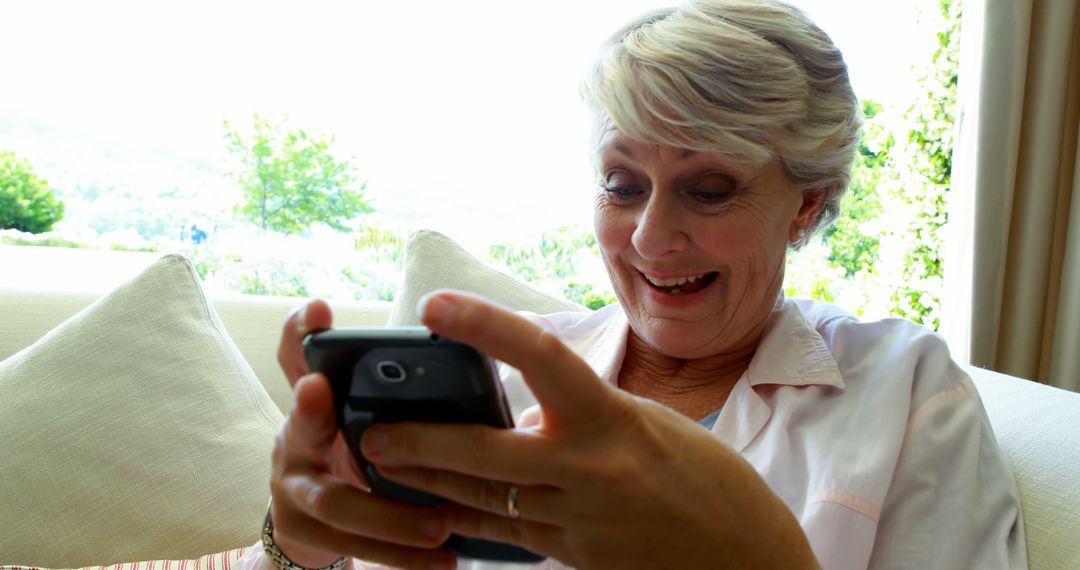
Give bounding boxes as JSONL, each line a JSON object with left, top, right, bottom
{"left": 640, "top": 271, "right": 719, "bottom": 295}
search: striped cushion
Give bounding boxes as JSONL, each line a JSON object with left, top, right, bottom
{"left": 0, "top": 546, "right": 251, "bottom": 570}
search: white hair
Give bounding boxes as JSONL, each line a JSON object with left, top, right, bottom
{"left": 580, "top": 0, "right": 863, "bottom": 245}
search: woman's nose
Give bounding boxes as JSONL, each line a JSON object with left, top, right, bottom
{"left": 631, "top": 193, "right": 689, "bottom": 259}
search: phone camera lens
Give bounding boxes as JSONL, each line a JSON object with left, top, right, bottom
{"left": 375, "top": 361, "right": 407, "bottom": 383}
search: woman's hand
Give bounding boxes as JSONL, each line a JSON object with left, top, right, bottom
{"left": 270, "top": 299, "right": 457, "bottom": 570}
{"left": 361, "top": 291, "right": 820, "bottom": 569}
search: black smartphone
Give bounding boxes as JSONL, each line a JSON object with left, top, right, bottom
{"left": 303, "top": 326, "right": 545, "bottom": 564}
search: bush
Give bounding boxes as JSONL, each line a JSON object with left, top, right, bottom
{"left": 0, "top": 233, "right": 91, "bottom": 249}
{"left": 354, "top": 222, "right": 406, "bottom": 268}
{"left": 109, "top": 243, "right": 162, "bottom": 253}
{"left": 236, "top": 266, "right": 310, "bottom": 297}
{"left": 487, "top": 226, "right": 616, "bottom": 307}
{"left": 0, "top": 151, "right": 65, "bottom": 233}
{"left": 563, "top": 282, "right": 616, "bottom": 310}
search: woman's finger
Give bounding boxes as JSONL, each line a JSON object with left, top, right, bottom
{"left": 280, "top": 373, "right": 340, "bottom": 470}
{"left": 417, "top": 290, "right": 624, "bottom": 427}
{"left": 517, "top": 405, "right": 543, "bottom": 428}
{"left": 440, "top": 503, "right": 566, "bottom": 564}
{"left": 362, "top": 422, "right": 556, "bottom": 485}
{"left": 280, "top": 471, "right": 452, "bottom": 548}
{"left": 376, "top": 465, "right": 567, "bottom": 526}
{"left": 277, "top": 298, "right": 333, "bottom": 387}
{"left": 272, "top": 500, "right": 457, "bottom": 570}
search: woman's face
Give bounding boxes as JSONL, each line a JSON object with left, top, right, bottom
{"left": 593, "top": 130, "right": 822, "bottom": 360}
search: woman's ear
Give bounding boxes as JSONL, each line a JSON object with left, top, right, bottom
{"left": 790, "top": 186, "right": 827, "bottom": 241}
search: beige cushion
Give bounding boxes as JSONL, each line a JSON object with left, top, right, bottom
{"left": 0, "top": 254, "right": 282, "bottom": 567}
{"left": 388, "top": 229, "right": 584, "bottom": 326}
{"left": 968, "top": 366, "right": 1080, "bottom": 569}
{"left": 207, "top": 294, "right": 393, "bottom": 414}
{"left": 0, "top": 287, "right": 392, "bottom": 417}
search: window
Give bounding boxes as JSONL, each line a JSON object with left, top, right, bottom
{"left": 0, "top": 0, "right": 955, "bottom": 324}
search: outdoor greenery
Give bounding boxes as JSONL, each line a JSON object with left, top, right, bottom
{"left": 224, "top": 114, "right": 373, "bottom": 235}
{"left": 0, "top": 150, "right": 65, "bottom": 233}
{"left": 2, "top": 1, "right": 959, "bottom": 324}
{"left": 1, "top": 233, "right": 88, "bottom": 249}
{"left": 486, "top": 226, "right": 617, "bottom": 309}
{"left": 784, "top": 0, "right": 958, "bottom": 329}
{"left": 487, "top": 227, "right": 597, "bottom": 282}
{"left": 237, "top": 265, "right": 311, "bottom": 298}
{"left": 892, "top": 0, "right": 959, "bottom": 330}
{"left": 354, "top": 222, "right": 407, "bottom": 268}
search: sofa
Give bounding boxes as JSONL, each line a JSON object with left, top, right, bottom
{"left": 0, "top": 230, "right": 1077, "bottom": 569}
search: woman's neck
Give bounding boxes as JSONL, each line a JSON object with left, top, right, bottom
{"left": 617, "top": 332, "right": 757, "bottom": 421}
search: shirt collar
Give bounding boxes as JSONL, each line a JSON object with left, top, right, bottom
{"left": 745, "top": 297, "right": 845, "bottom": 389}
{"left": 572, "top": 298, "right": 844, "bottom": 391}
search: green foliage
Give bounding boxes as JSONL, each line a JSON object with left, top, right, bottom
{"left": 0, "top": 234, "right": 90, "bottom": 248}
{"left": 0, "top": 150, "right": 65, "bottom": 233}
{"left": 109, "top": 243, "right": 161, "bottom": 253}
{"left": 887, "top": 0, "right": 960, "bottom": 330}
{"left": 487, "top": 226, "right": 615, "bottom": 308}
{"left": 823, "top": 100, "right": 888, "bottom": 278}
{"left": 790, "top": 0, "right": 958, "bottom": 330}
{"left": 345, "top": 222, "right": 407, "bottom": 301}
{"left": 187, "top": 249, "right": 221, "bottom": 281}
{"left": 487, "top": 226, "right": 599, "bottom": 282}
{"left": 237, "top": 266, "right": 310, "bottom": 297}
{"left": 342, "top": 265, "right": 398, "bottom": 302}
{"left": 563, "top": 281, "right": 617, "bottom": 310}
{"left": 193, "top": 260, "right": 215, "bottom": 281}
{"left": 224, "top": 114, "right": 373, "bottom": 235}
{"left": 354, "top": 222, "right": 406, "bottom": 268}
{"left": 785, "top": 243, "right": 843, "bottom": 304}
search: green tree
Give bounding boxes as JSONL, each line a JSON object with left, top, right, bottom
{"left": 791, "top": 0, "right": 958, "bottom": 329}
{"left": 888, "top": 0, "right": 960, "bottom": 330}
{"left": 224, "top": 114, "right": 372, "bottom": 234}
{"left": 824, "top": 99, "right": 890, "bottom": 278}
{"left": 0, "top": 150, "right": 65, "bottom": 233}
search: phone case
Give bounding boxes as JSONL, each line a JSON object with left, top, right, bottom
{"left": 303, "top": 327, "right": 545, "bottom": 564}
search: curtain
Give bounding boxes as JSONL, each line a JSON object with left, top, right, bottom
{"left": 945, "top": 0, "right": 1080, "bottom": 390}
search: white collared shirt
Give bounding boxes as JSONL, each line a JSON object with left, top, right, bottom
{"left": 490, "top": 298, "right": 1027, "bottom": 569}
{"left": 239, "top": 299, "right": 1027, "bottom": 570}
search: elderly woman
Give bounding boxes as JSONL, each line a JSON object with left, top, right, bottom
{"left": 241, "top": 1, "right": 1026, "bottom": 568}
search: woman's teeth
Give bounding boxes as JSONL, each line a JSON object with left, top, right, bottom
{"left": 643, "top": 273, "right": 706, "bottom": 287}
{"left": 641, "top": 271, "right": 717, "bottom": 295}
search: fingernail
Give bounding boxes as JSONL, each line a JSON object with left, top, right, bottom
{"left": 295, "top": 304, "right": 308, "bottom": 332}
{"left": 288, "top": 373, "right": 317, "bottom": 415}
{"left": 418, "top": 292, "right": 454, "bottom": 325}
{"left": 362, "top": 425, "right": 388, "bottom": 456}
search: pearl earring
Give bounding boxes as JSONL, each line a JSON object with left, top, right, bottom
{"left": 791, "top": 228, "right": 807, "bottom": 245}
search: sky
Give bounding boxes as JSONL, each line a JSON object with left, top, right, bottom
{"left": 0, "top": 0, "right": 938, "bottom": 251}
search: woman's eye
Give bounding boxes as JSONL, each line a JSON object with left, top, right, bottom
{"left": 690, "top": 175, "right": 738, "bottom": 205}
{"left": 602, "top": 171, "right": 641, "bottom": 201}
{"left": 604, "top": 185, "right": 639, "bottom": 199}
{"left": 690, "top": 190, "right": 734, "bottom": 205}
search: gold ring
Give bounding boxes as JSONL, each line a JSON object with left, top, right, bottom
{"left": 507, "top": 485, "right": 521, "bottom": 519}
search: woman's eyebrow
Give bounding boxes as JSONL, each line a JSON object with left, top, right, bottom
{"left": 602, "top": 143, "right": 698, "bottom": 161}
